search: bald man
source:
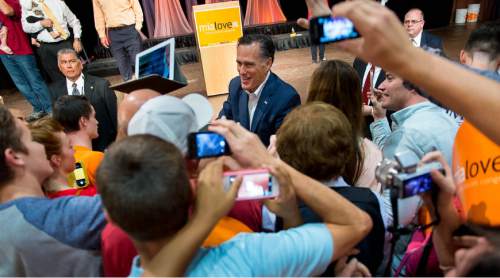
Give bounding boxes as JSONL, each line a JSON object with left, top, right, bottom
{"left": 116, "top": 89, "right": 160, "bottom": 140}
{"left": 404, "top": 8, "right": 443, "bottom": 50}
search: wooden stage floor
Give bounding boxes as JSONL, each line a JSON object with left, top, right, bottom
{"left": 1, "top": 23, "right": 479, "bottom": 117}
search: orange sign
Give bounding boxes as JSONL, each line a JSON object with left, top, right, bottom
{"left": 453, "top": 120, "right": 500, "bottom": 226}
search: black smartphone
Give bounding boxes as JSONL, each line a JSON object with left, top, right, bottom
{"left": 187, "top": 131, "right": 231, "bottom": 159}
{"left": 74, "top": 162, "right": 87, "bottom": 188}
{"left": 309, "top": 15, "right": 360, "bottom": 45}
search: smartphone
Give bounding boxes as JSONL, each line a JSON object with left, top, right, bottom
{"left": 73, "top": 162, "right": 88, "bottom": 188}
{"left": 188, "top": 131, "right": 231, "bottom": 159}
{"left": 309, "top": 15, "right": 360, "bottom": 45}
{"left": 223, "top": 168, "right": 279, "bottom": 201}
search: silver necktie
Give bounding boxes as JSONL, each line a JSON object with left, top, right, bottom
{"left": 72, "top": 83, "right": 80, "bottom": 95}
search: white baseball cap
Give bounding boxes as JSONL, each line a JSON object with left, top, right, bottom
{"left": 127, "top": 93, "right": 213, "bottom": 154}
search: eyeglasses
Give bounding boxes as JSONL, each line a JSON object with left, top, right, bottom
{"left": 404, "top": 19, "right": 423, "bottom": 25}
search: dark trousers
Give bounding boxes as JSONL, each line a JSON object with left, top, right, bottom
{"left": 108, "top": 25, "right": 142, "bottom": 81}
{"left": 36, "top": 39, "right": 73, "bottom": 83}
{"left": 310, "top": 44, "right": 325, "bottom": 62}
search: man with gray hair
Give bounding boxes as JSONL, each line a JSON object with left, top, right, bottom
{"left": 49, "top": 48, "right": 117, "bottom": 151}
{"left": 218, "top": 34, "right": 301, "bottom": 146}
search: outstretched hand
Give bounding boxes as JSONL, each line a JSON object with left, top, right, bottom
{"left": 195, "top": 157, "right": 242, "bottom": 222}
{"left": 209, "top": 119, "right": 277, "bottom": 168}
{"left": 263, "top": 162, "right": 301, "bottom": 228}
{"left": 303, "top": 0, "right": 415, "bottom": 74}
{"left": 419, "top": 151, "right": 456, "bottom": 206}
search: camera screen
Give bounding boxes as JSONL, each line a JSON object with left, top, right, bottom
{"left": 402, "top": 172, "right": 433, "bottom": 198}
{"left": 319, "top": 17, "right": 359, "bottom": 43}
{"left": 195, "top": 133, "right": 227, "bottom": 158}
{"left": 228, "top": 172, "right": 275, "bottom": 200}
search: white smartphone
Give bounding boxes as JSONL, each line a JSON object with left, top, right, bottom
{"left": 223, "top": 168, "right": 279, "bottom": 201}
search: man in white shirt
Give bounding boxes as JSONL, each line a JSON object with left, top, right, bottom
{"left": 20, "top": 0, "right": 82, "bottom": 82}
{"left": 218, "top": 34, "right": 301, "bottom": 146}
{"left": 49, "top": 48, "right": 117, "bottom": 151}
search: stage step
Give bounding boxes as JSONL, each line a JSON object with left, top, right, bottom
{"left": 87, "top": 30, "right": 310, "bottom": 78}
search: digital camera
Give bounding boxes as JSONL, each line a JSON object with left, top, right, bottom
{"left": 375, "top": 152, "right": 444, "bottom": 198}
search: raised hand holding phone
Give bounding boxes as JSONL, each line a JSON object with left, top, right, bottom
{"left": 188, "top": 131, "right": 231, "bottom": 159}
{"left": 208, "top": 119, "right": 276, "bottom": 168}
{"left": 196, "top": 157, "right": 242, "bottom": 220}
{"left": 263, "top": 163, "right": 302, "bottom": 229}
{"left": 309, "top": 15, "right": 361, "bottom": 44}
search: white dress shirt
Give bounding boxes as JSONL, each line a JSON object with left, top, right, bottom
{"left": 411, "top": 31, "right": 423, "bottom": 47}
{"left": 20, "top": 0, "right": 82, "bottom": 43}
{"left": 245, "top": 71, "right": 271, "bottom": 128}
{"left": 66, "top": 74, "right": 85, "bottom": 96}
{"left": 361, "top": 63, "right": 383, "bottom": 89}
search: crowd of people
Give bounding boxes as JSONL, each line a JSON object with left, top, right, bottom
{"left": 1, "top": 0, "right": 500, "bottom": 276}
{"left": 0, "top": 0, "right": 140, "bottom": 121}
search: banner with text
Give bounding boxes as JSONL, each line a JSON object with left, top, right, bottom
{"left": 194, "top": 2, "right": 243, "bottom": 96}
{"left": 453, "top": 120, "right": 500, "bottom": 226}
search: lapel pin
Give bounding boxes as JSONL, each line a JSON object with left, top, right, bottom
{"left": 264, "top": 100, "right": 268, "bottom": 105}
{"left": 90, "top": 86, "right": 94, "bottom": 90}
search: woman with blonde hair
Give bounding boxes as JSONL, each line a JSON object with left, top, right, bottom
{"left": 29, "top": 117, "right": 97, "bottom": 198}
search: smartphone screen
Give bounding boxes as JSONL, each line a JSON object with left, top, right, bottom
{"left": 188, "top": 132, "right": 230, "bottom": 159}
{"left": 402, "top": 172, "right": 434, "bottom": 198}
{"left": 309, "top": 16, "right": 360, "bottom": 44}
{"left": 223, "top": 169, "right": 279, "bottom": 201}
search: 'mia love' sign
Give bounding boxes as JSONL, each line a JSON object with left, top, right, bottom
{"left": 194, "top": 5, "right": 243, "bottom": 47}
{"left": 453, "top": 120, "right": 500, "bottom": 227}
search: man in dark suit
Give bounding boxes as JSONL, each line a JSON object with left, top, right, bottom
{"left": 219, "top": 34, "right": 301, "bottom": 146}
{"left": 49, "top": 48, "right": 117, "bottom": 151}
{"left": 404, "top": 8, "right": 444, "bottom": 51}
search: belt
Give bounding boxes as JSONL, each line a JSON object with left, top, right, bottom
{"left": 107, "top": 24, "right": 134, "bottom": 31}
{"left": 39, "top": 39, "right": 69, "bottom": 44}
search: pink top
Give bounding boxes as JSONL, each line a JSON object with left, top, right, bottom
{"left": 0, "top": 0, "right": 33, "bottom": 55}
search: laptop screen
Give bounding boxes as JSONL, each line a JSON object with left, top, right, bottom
{"left": 135, "top": 38, "right": 175, "bottom": 80}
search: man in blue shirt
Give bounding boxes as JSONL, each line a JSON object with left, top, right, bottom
{"left": 96, "top": 123, "right": 373, "bottom": 276}
{"left": 370, "top": 71, "right": 458, "bottom": 165}
{"left": 369, "top": 71, "right": 458, "bottom": 273}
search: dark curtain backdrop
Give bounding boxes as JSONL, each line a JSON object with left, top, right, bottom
{"left": 56, "top": 0, "right": 459, "bottom": 56}
{"left": 65, "top": 0, "right": 99, "bottom": 61}
{"left": 385, "top": 0, "right": 454, "bottom": 29}
{"left": 0, "top": 0, "right": 463, "bottom": 91}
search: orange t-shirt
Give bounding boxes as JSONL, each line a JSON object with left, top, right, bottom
{"left": 70, "top": 145, "right": 104, "bottom": 188}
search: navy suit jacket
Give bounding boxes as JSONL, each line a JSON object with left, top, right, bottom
{"left": 421, "top": 30, "right": 444, "bottom": 51}
{"left": 219, "top": 72, "right": 301, "bottom": 146}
